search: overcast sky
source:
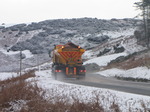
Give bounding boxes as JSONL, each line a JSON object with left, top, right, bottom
{"left": 0, "top": 0, "right": 141, "bottom": 24}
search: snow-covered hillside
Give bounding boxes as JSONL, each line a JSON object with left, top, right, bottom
{"left": 0, "top": 18, "right": 143, "bottom": 72}
{"left": 1, "top": 18, "right": 150, "bottom": 112}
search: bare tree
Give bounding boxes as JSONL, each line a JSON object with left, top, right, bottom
{"left": 135, "top": 0, "right": 150, "bottom": 48}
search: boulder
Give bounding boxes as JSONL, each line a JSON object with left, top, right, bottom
{"left": 113, "top": 44, "right": 125, "bottom": 53}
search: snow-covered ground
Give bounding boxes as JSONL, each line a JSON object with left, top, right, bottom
{"left": 0, "top": 49, "right": 33, "bottom": 59}
{"left": 98, "top": 67, "right": 150, "bottom": 79}
{"left": 84, "top": 51, "right": 150, "bottom": 80}
{"left": 26, "top": 70, "right": 150, "bottom": 112}
{"left": 0, "top": 72, "right": 19, "bottom": 81}
{"left": 84, "top": 52, "right": 127, "bottom": 66}
{"left": 0, "top": 23, "right": 17, "bottom": 28}
{"left": 0, "top": 22, "right": 31, "bottom": 28}
{"left": 102, "top": 28, "right": 135, "bottom": 39}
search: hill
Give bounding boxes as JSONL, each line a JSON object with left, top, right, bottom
{"left": 0, "top": 18, "right": 145, "bottom": 72}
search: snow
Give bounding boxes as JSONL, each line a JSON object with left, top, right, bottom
{"left": 0, "top": 72, "right": 18, "bottom": 81}
{"left": 0, "top": 49, "right": 33, "bottom": 58}
{"left": 121, "top": 37, "right": 147, "bottom": 54}
{"left": 84, "top": 52, "right": 127, "bottom": 66}
{"left": 22, "top": 50, "right": 33, "bottom": 58}
{"left": 83, "top": 50, "right": 94, "bottom": 59}
{"left": 0, "top": 23, "right": 16, "bottom": 27}
{"left": 4, "top": 100, "right": 27, "bottom": 112}
{"left": 0, "top": 22, "right": 31, "bottom": 28}
{"left": 97, "top": 67, "right": 150, "bottom": 79}
{"left": 0, "top": 49, "right": 20, "bottom": 55}
{"left": 26, "top": 70, "right": 150, "bottom": 112}
{"left": 101, "top": 28, "right": 135, "bottom": 39}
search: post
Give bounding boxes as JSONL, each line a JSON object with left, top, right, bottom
{"left": 148, "top": 5, "right": 150, "bottom": 48}
{"left": 20, "top": 50, "right": 22, "bottom": 76}
{"left": 37, "top": 55, "right": 40, "bottom": 71}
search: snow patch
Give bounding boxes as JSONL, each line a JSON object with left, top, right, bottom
{"left": 84, "top": 52, "right": 127, "bottom": 66}
{"left": 22, "top": 50, "right": 33, "bottom": 58}
{"left": 102, "top": 28, "right": 135, "bottom": 39}
{"left": 0, "top": 49, "right": 33, "bottom": 58}
{"left": 0, "top": 49, "right": 20, "bottom": 55}
{"left": 0, "top": 72, "right": 18, "bottom": 81}
{"left": 98, "top": 67, "right": 150, "bottom": 79}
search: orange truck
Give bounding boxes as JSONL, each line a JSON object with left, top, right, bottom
{"left": 51, "top": 42, "right": 86, "bottom": 79}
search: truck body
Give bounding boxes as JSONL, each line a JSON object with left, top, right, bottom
{"left": 51, "top": 42, "right": 86, "bottom": 79}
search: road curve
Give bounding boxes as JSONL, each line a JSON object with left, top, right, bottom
{"left": 64, "top": 73, "right": 150, "bottom": 96}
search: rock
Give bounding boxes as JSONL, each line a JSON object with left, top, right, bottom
{"left": 113, "top": 44, "right": 125, "bottom": 53}
{"left": 9, "top": 24, "right": 26, "bottom": 31}
{"left": 8, "top": 18, "right": 139, "bottom": 56}
{"left": 97, "top": 48, "right": 111, "bottom": 57}
{"left": 38, "top": 32, "right": 49, "bottom": 37}
{"left": 0, "top": 26, "right": 5, "bottom": 29}
{"left": 2, "top": 28, "right": 9, "bottom": 32}
{"left": 61, "top": 32, "right": 76, "bottom": 37}
{"left": 108, "top": 56, "right": 125, "bottom": 64}
{"left": 12, "top": 53, "right": 26, "bottom": 59}
{"left": 87, "top": 35, "right": 109, "bottom": 44}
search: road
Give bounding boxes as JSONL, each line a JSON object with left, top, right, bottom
{"left": 64, "top": 73, "right": 150, "bottom": 96}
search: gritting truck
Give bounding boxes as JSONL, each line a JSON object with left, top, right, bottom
{"left": 51, "top": 42, "right": 86, "bottom": 79}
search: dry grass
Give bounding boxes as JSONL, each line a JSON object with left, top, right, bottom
{"left": 104, "top": 53, "right": 150, "bottom": 70}
{"left": 0, "top": 71, "right": 38, "bottom": 111}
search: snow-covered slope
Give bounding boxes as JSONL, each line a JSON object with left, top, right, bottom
{"left": 83, "top": 36, "right": 146, "bottom": 60}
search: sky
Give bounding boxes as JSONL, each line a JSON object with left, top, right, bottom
{"left": 0, "top": 0, "right": 141, "bottom": 24}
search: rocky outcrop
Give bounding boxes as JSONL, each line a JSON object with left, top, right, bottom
{"left": 97, "top": 48, "right": 111, "bottom": 57}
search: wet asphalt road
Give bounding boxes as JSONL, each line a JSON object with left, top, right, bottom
{"left": 64, "top": 73, "right": 150, "bottom": 96}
